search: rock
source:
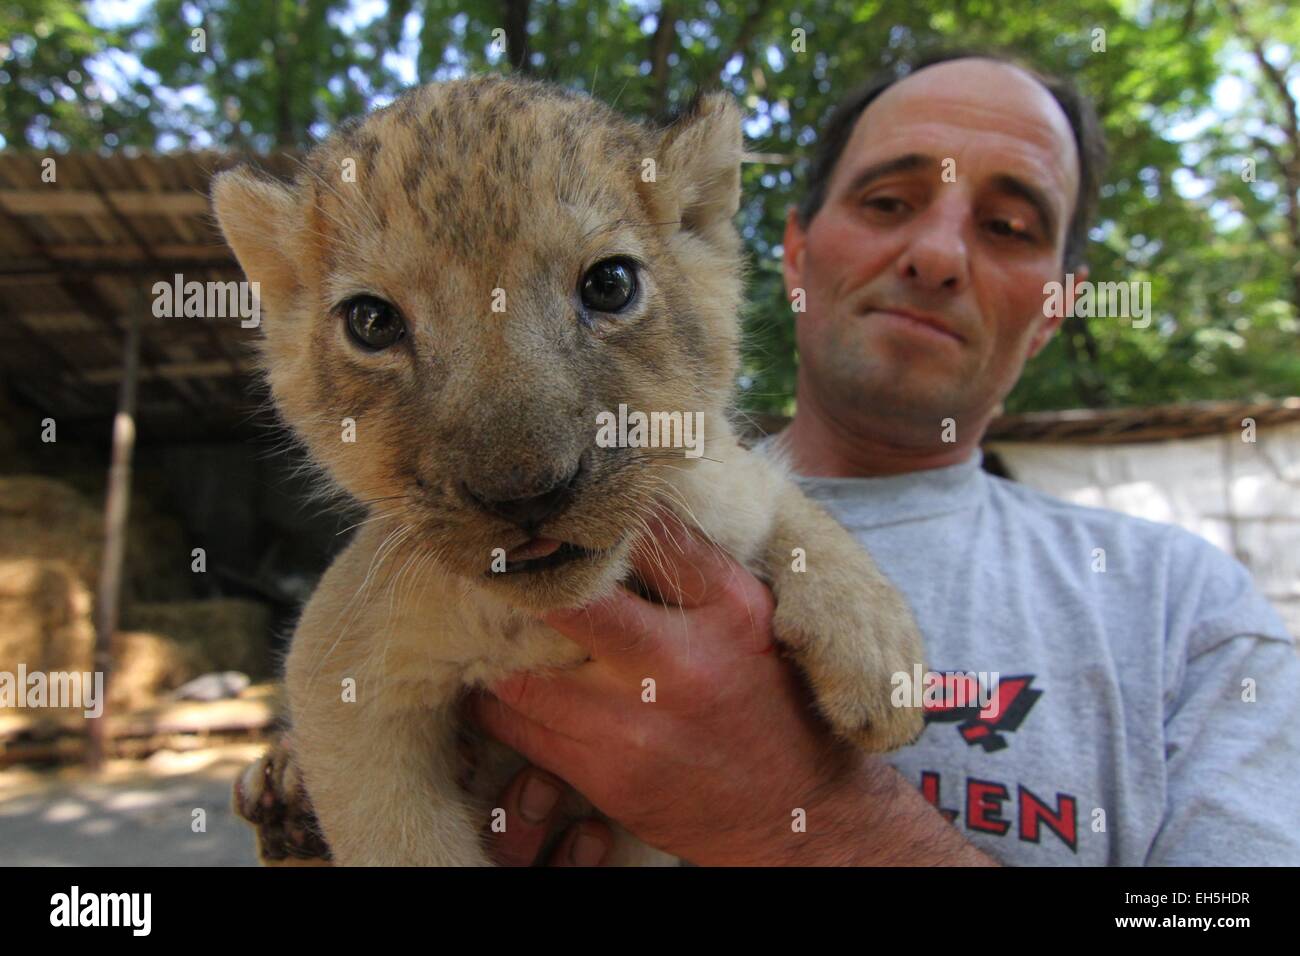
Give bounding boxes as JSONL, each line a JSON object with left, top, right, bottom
{"left": 171, "top": 671, "right": 251, "bottom": 702}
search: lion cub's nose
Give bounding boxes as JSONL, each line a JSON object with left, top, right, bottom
{"left": 461, "top": 461, "right": 582, "bottom": 534}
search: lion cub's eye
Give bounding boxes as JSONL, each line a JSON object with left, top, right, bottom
{"left": 342, "top": 295, "right": 406, "bottom": 351}
{"left": 580, "top": 257, "right": 639, "bottom": 314}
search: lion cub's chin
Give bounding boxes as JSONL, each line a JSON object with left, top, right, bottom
{"left": 475, "top": 536, "right": 637, "bottom": 612}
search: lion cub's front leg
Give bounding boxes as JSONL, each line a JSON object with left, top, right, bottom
{"left": 287, "top": 693, "right": 492, "bottom": 866}
{"left": 763, "top": 482, "right": 927, "bottom": 753}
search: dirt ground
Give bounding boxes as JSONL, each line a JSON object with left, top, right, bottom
{"left": 0, "top": 743, "right": 263, "bottom": 866}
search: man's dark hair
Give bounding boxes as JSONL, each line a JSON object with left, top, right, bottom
{"left": 794, "top": 48, "right": 1108, "bottom": 269}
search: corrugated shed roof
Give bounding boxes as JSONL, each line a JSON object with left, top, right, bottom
{"left": 0, "top": 151, "right": 299, "bottom": 440}
{"left": 984, "top": 398, "right": 1300, "bottom": 444}
{"left": 748, "top": 401, "right": 1300, "bottom": 446}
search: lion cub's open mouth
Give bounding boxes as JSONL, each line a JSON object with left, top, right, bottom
{"left": 495, "top": 537, "right": 598, "bottom": 574}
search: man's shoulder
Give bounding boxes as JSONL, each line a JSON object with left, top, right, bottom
{"left": 981, "top": 467, "right": 1189, "bottom": 551}
{"left": 981, "top": 469, "right": 1292, "bottom": 648}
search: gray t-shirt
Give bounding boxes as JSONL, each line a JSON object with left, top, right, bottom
{"left": 789, "top": 449, "right": 1300, "bottom": 865}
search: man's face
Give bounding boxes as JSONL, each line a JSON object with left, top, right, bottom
{"left": 784, "top": 58, "right": 1083, "bottom": 436}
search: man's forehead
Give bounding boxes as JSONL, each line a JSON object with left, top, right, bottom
{"left": 839, "top": 59, "right": 1080, "bottom": 198}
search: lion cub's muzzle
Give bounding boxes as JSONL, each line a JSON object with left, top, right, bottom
{"left": 460, "top": 458, "right": 584, "bottom": 537}
{"left": 457, "top": 456, "right": 609, "bottom": 575}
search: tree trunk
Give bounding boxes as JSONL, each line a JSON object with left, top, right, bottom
{"left": 649, "top": 4, "right": 676, "bottom": 117}
{"left": 503, "top": 0, "right": 532, "bottom": 74}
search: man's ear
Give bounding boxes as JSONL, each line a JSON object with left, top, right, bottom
{"left": 782, "top": 205, "right": 808, "bottom": 306}
{"left": 211, "top": 166, "right": 300, "bottom": 300}
{"left": 1028, "top": 265, "right": 1087, "bottom": 358}
{"left": 647, "top": 92, "right": 744, "bottom": 248}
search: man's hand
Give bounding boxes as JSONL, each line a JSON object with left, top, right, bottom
{"left": 469, "top": 513, "right": 998, "bottom": 866}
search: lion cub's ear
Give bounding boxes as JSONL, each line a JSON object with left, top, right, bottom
{"left": 650, "top": 92, "right": 744, "bottom": 247}
{"left": 211, "top": 166, "right": 301, "bottom": 301}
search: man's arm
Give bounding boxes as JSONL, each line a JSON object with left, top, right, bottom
{"left": 801, "top": 756, "right": 1001, "bottom": 866}
{"left": 469, "top": 514, "right": 997, "bottom": 866}
{"left": 1147, "top": 631, "right": 1300, "bottom": 865}
{"left": 1142, "top": 534, "right": 1300, "bottom": 866}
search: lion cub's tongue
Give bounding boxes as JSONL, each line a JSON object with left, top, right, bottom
{"left": 505, "top": 538, "right": 563, "bottom": 562}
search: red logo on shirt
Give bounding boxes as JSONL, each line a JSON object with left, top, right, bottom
{"left": 919, "top": 771, "right": 1078, "bottom": 852}
{"left": 923, "top": 673, "right": 1042, "bottom": 752}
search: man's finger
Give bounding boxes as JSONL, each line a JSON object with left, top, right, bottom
{"left": 486, "top": 767, "right": 569, "bottom": 867}
{"left": 467, "top": 688, "right": 589, "bottom": 778}
{"left": 484, "top": 668, "right": 616, "bottom": 739}
{"left": 547, "top": 820, "right": 614, "bottom": 867}
{"left": 542, "top": 548, "right": 773, "bottom": 670}
{"left": 541, "top": 584, "right": 678, "bottom": 667}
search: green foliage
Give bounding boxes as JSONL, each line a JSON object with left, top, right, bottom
{"left": 0, "top": 0, "right": 140, "bottom": 149}
{"left": 3, "top": 0, "right": 1296, "bottom": 412}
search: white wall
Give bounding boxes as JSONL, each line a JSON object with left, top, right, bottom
{"left": 989, "top": 420, "right": 1300, "bottom": 638}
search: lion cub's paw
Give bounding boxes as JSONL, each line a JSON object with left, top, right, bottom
{"left": 806, "top": 648, "right": 926, "bottom": 754}
{"left": 774, "top": 580, "right": 926, "bottom": 755}
{"left": 233, "top": 734, "right": 332, "bottom": 865}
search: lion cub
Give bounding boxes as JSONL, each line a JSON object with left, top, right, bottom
{"left": 213, "top": 75, "right": 925, "bottom": 866}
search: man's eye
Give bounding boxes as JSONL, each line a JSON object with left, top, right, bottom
{"left": 863, "top": 196, "right": 907, "bottom": 214}
{"left": 580, "top": 257, "right": 639, "bottom": 314}
{"left": 342, "top": 295, "right": 406, "bottom": 351}
{"left": 987, "top": 218, "right": 1036, "bottom": 242}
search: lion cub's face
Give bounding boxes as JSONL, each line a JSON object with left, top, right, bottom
{"left": 214, "top": 76, "right": 746, "bottom": 609}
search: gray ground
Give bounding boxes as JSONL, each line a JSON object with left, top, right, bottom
{"left": 0, "top": 744, "right": 263, "bottom": 866}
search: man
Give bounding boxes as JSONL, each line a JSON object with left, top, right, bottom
{"left": 468, "top": 51, "right": 1300, "bottom": 866}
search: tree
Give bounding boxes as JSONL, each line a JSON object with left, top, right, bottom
{"left": 0, "top": 0, "right": 145, "bottom": 149}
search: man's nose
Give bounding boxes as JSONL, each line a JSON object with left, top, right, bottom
{"left": 897, "top": 205, "right": 970, "bottom": 293}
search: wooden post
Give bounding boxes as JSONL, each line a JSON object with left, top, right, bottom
{"left": 87, "top": 288, "right": 142, "bottom": 770}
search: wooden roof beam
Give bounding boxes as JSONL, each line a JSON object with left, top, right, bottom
{"left": 0, "top": 203, "right": 219, "bottom": 425}
{"left": 0, "top": 190, "right": 211, "bottom": 216}
{"left": 86, "top": 174, "right": 244, "bottom": 382}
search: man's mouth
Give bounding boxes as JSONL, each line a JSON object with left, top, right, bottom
{"left": 865, "top": 305, "right": 966, "bottom": 343}
{"left": 494, "top": 537, "right": 597, "bottom": 575}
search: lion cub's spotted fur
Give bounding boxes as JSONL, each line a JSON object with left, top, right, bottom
{"left": 214, "top": 74, "right": 925, "bottom": 866}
